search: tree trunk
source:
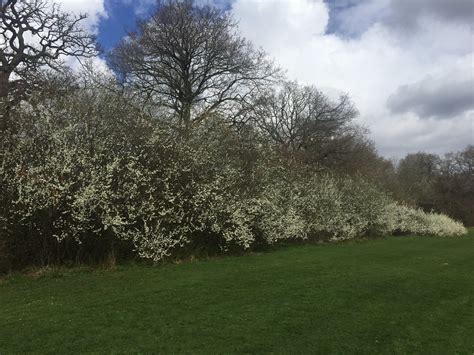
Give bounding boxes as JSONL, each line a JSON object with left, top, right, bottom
{"left": 0, "top": 71, "right": 11, "bottom": 132}
{"left": 180, "top": 101, "right": 192, "bottom": 138}
{"left": 0, "top": 71, "right": 9, "bottom": 99}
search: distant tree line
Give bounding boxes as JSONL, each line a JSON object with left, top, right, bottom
{"left": 392, "top": 147, "right": 474, "bottom": 226}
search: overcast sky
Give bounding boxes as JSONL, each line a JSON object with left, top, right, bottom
{"left": 57, "top": 0, "right": 473, "bottom": 158}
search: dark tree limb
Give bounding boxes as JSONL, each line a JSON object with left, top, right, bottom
{"left": 0, "top": 0, "right": 97, "bottom": 130}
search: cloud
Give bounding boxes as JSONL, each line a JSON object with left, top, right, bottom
{"left": 57, "top": 0, "right": 107, "bottom": 33}
{"left": 372, "top": 113, "right": 473, "bottom": 157}
{"left": 326, "top": 0, "right": 390, "bottom": 37}
{"left": 326, "top": 0, "right": 473, "bottom": 37}
{"left": 233, "top": 0, "right": 329, "bottom": 52}
{"left": 387, "top": 75, "right": 474, "bottom": 119}
{"left": 388, "top": 0, "right": 474, "bottom": 30}
{"left": 55, "top": 0, "right": 108, "bottom": 70}
{"left": 230, "top": 0, "right": 473, "bottom": 157}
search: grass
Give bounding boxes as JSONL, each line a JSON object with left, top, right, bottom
{"left": 1, "top": 231, "right": 473, "bottom": 353}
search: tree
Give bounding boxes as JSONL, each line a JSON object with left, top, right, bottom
{"left": 0, "top": 0, "right": 96, "bottom": 129}
{"left": 249, "top": 81, "right": 359, "bottom": 166}
{"left": 435, "top": 145, "right": 474, "bottom": 225}
{"left": 109, "top": 0, "right": 277, "bottom": 135}
{"left": 396, "top": 152, "right": 440, "bottom": 208}
{"left": 391, "top": 147, "right": 473, "bottom": 225}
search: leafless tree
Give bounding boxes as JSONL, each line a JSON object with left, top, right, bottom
{"left": 392, "top": 147, "right": 474, "bottom": 224}
{"left": 109, "top": 0, "right": 278, "bottom": 135}
{"left": 434, "top": 145, "right": 474, "bottom": 224}
{"left": 250, "top": 81, "right": 359, "bottom": 165}
{"left": 0, "top": 0, "right": 96, "bottom": 130}
{"left": 395, "top": 152, "right": 440, "bottom": 209}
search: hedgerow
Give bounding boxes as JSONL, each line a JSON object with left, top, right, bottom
{"left": 0, "top": 86, "right": 467, "bottom": 271}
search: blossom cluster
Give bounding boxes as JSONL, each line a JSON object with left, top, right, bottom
{"left": 383, "top": 203, "right": 467, "bottom": 237}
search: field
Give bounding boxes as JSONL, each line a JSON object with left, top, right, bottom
{"left": 1, "top": 231, "right": 473, "bottom": 353}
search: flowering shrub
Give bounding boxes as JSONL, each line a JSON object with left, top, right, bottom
{"left": 291, "top": 174, "right": 391, "bottom": 241}
{"left": 0, "top": 85, "right": 467, "bottom": 270}
{"left": 383, "top": 203, "right": 467, "bottom": 237}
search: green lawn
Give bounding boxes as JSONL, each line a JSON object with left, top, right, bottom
{"left": 1, "top": 232, "right": 473, "bottom": 353}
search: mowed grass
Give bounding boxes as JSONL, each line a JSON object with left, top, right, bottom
{"left": 1, "top": 231, "right": 473, "bottom": 354}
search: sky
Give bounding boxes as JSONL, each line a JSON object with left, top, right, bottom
{"left": 57, "top": 0, "right": 473, "bottom": 158}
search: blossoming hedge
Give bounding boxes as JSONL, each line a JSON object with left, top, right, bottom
{"left": 0, "top": 87, "right": 467, "bottom": 270}
{"left": 383, "top": 203, "right": 466, "bottom": 237}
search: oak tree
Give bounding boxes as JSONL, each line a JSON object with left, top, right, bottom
{"left": 109, "top": 0, "right": 277, "bottom": 135}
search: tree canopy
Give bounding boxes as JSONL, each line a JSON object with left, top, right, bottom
{"left": 109, "top": 0, "right": 278, "bottom": 135}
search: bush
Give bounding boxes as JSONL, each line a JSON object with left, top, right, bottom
{"left": 384, "top": 203, "right": 467, "bottom": 237}
{"left": 290, "top": 174, "right": 391, "bottom": 241}
{"left": 0, "top": 83, "right": 467, "bottom": 271}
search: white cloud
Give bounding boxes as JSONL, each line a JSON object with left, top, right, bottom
{"left": 57, "top": 0, "right": 107, "bottom": 33}
{"left": 231, "top": 0, "right": 474, "bottom": 157}
{"left": 234, "top": 0, "right": 329, "bottom": 51}
{"left": 54, "top": 0, "right": 108, "bottom": 71}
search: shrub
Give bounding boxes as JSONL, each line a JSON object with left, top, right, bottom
{"left": 384, "top": 203, "right": 467, "bottom": 237}
{"left": 291, "top": 174, "right": 391, "bottom": 241}
{"left": 0, "top": 84, "right": 467, "bottom": 271}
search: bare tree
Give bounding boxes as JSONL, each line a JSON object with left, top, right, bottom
{"left": 392, "top": 146, "right": 474, "bottom": 224}
{"left": 0, "top": 0, "right": 96, "bottom": 129}
{"left": 109, "top": 0, "right": 278, "bottom": 135}
{"left": 396, "top": 152, "right": 440, "bottom": 208}
{"left": 435, "top": 145, "right": 474, "bottom": 224}
{"left": 250, "top": 81, "right": 359, "bottom": 165}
